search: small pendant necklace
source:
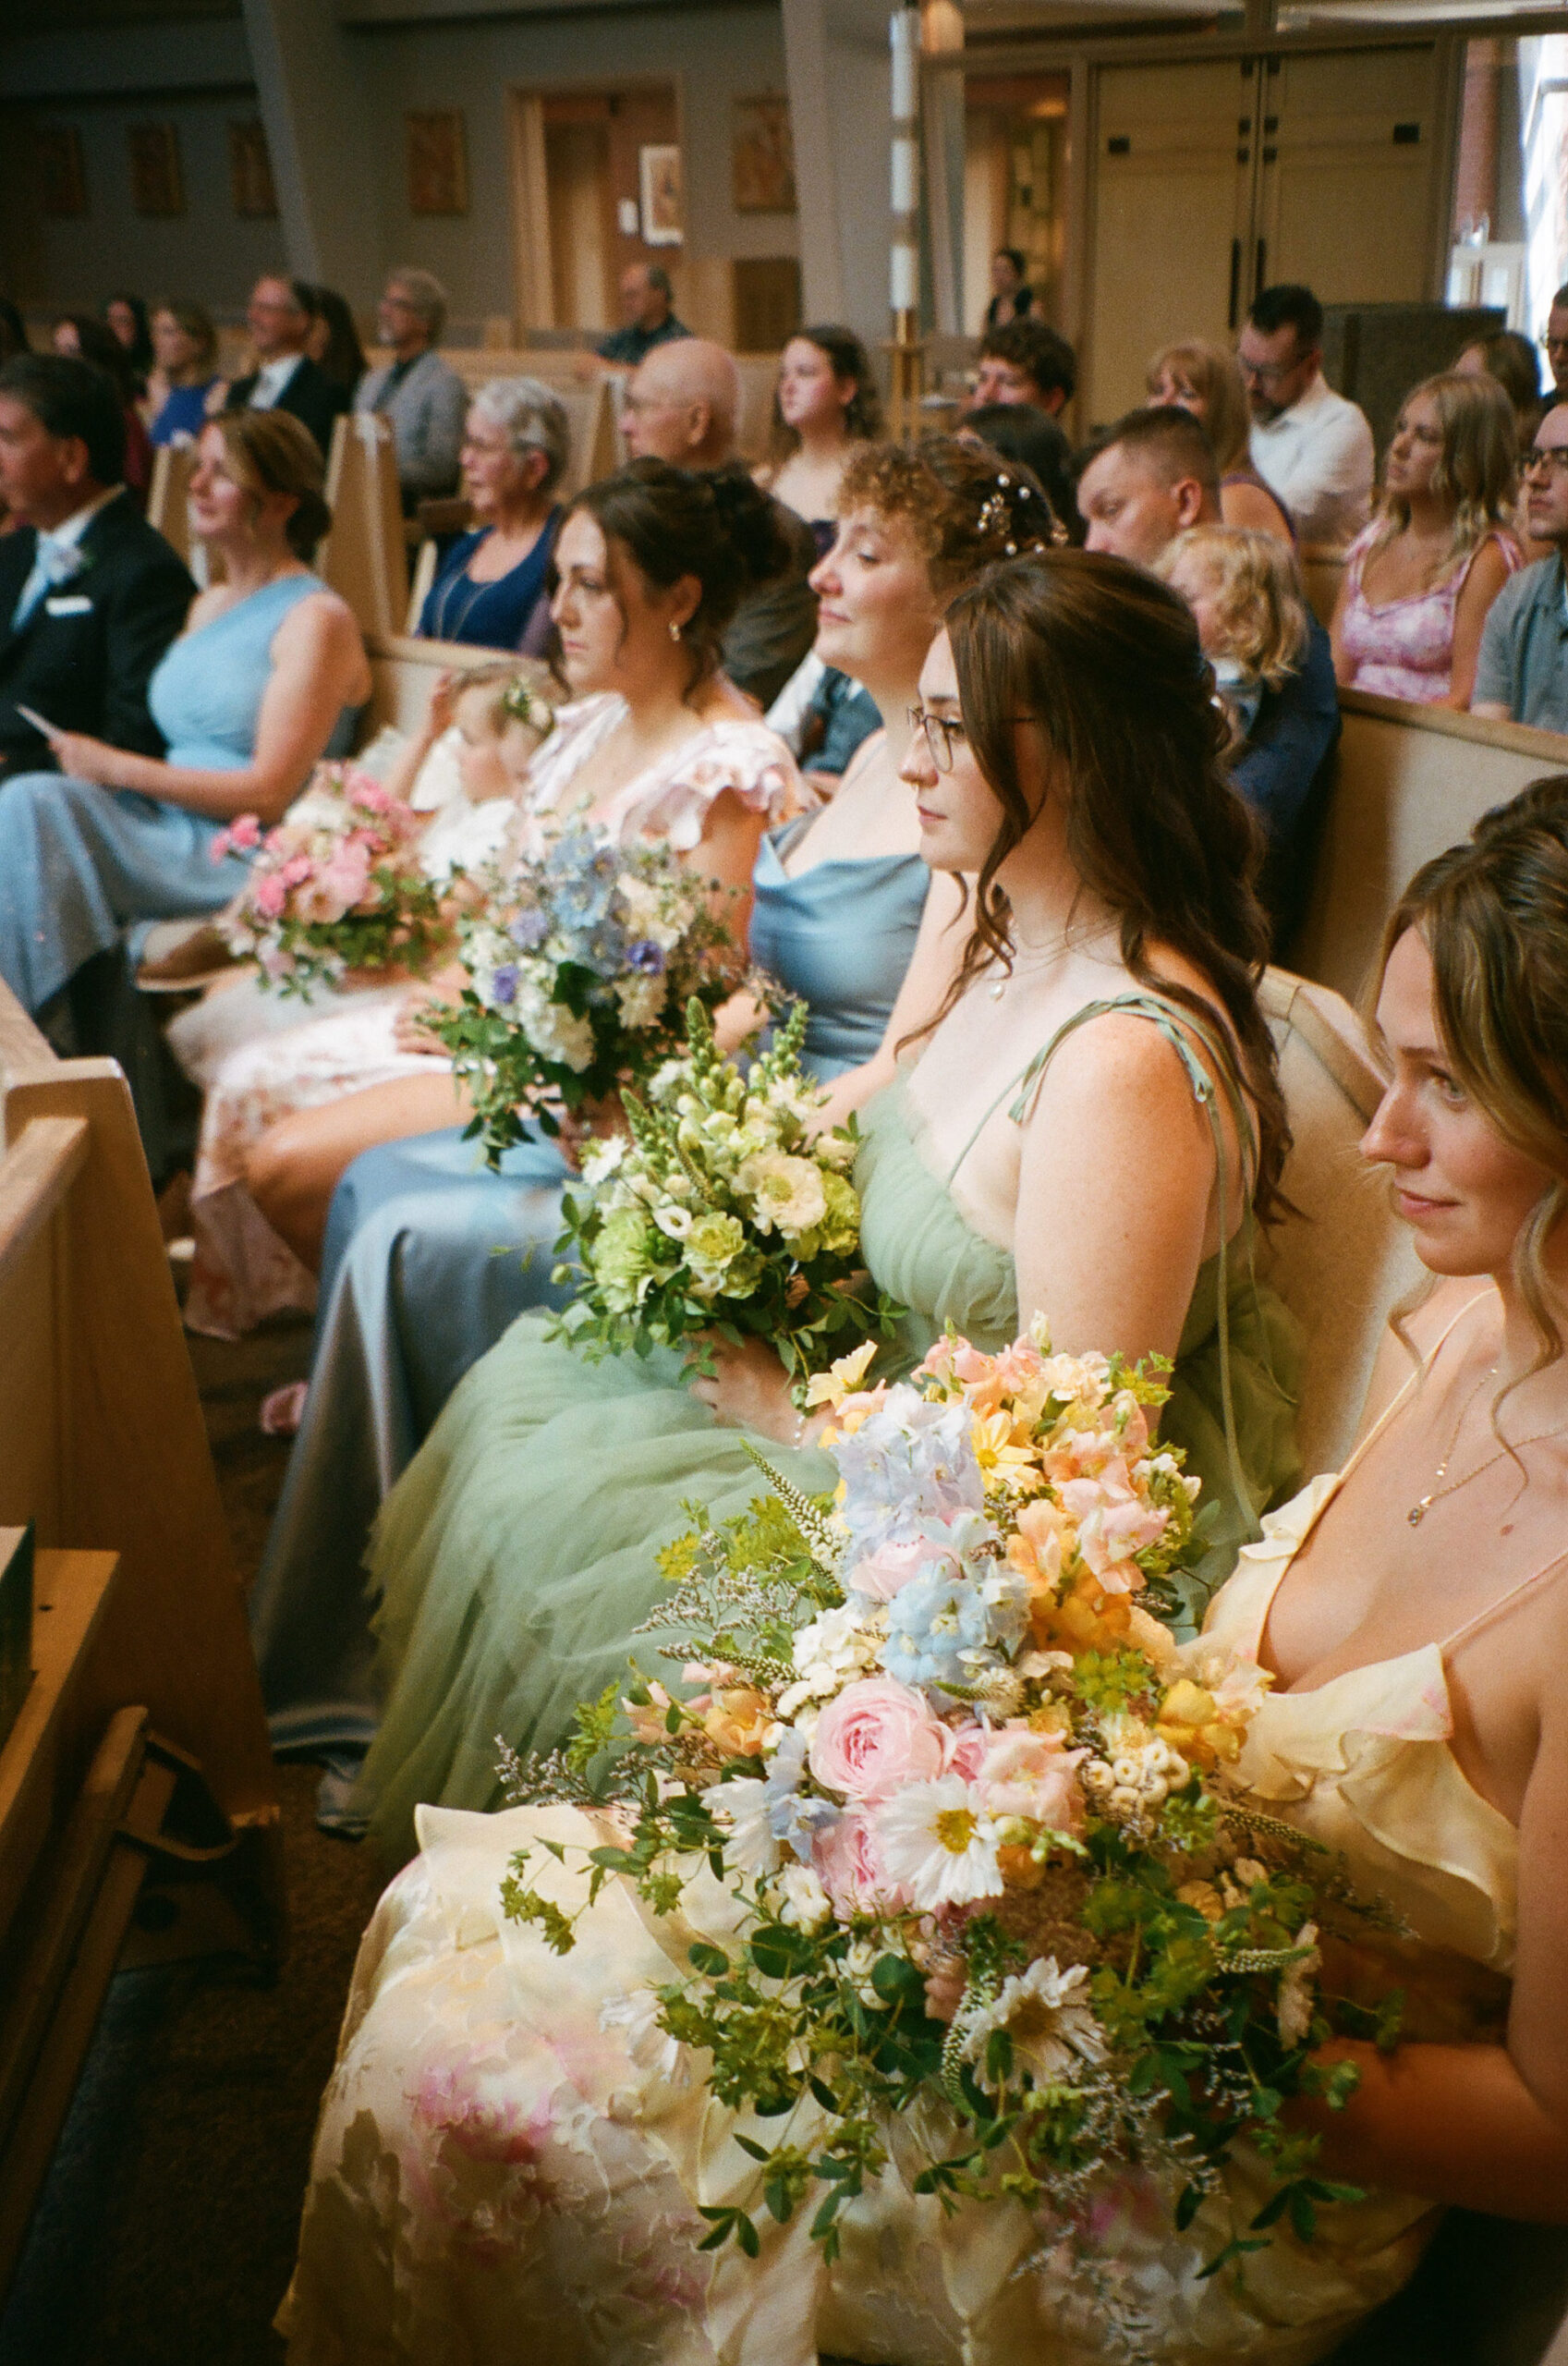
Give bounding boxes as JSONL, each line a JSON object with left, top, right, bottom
{"left": 1406, "top": 1364, "right": 1565, "bottom": 1523}
{"left": 986, "top": 926, "right": 1076, "bottom": 1002}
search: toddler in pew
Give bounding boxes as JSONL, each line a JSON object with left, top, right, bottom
{"left": 175, "top": 663, "right": 562, "bottom": 1342}
{"left": 1155, "top": 521, "right": 1308, "bottom": 747}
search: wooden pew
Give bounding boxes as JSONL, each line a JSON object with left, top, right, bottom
{"left": 0, "top": 983, "right": 280, "bottom": 2283}
{"left": 318, "top": 411, "right": 408, "bottom": 642}
{"left": 360, "top": 629, "right": 521, "bottom": 739}
{"left": 1298, "top": 543, "right": 1346, "bottom": 632}
{"left": 145, "top": 441, "right": 201, "bottom": 569}
{"left": 1293, "top": 691, "right": 1568, "bottom": 1006}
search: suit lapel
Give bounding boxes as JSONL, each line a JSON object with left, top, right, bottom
{"left": 0, "top": 527, "right": 40, "bottom": 663}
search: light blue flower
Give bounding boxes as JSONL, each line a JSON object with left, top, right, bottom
{"left": 491, "top": 961, "right": 519, "bottom": 1007}
{"left": 763, "top": 1726, "right": 840, "bottom": 1861}
{"left": 508, "top": 909, "right": 548, "bottom": 952}
{"left": 881, "top": 1561, "right": 1030, "bottom": 1694}
{"left": 626, "top": 938, "right": 667, "bottom": 976}
{"left": 834, "top": 1392, "right": 988, "bottom": 1566}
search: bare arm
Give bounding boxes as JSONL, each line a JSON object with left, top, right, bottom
{"left": 1220, "top": 478, "right": 1293, "bottom": 546}
{"left": 1011, "top": 1013, "right": 1230, "bottom": 1366}
{"left": 814, "top": 874, "right": 967, "bottom": 1133}
{"left": 42, "top": 592, "right": 371, "bottom": 823}
{"left": 1445, "top": 540, "right": 1514, "bottom": 712}
{"left": 680, "top": 787, "right": 771, "bottom": 945}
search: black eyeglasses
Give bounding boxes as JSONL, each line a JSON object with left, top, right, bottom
{"left": 908, "top": 706, "right": 966, "bottom": 772}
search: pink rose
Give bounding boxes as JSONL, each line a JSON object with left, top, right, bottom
{"left": 970, "top": 1726, "right": 1085, "bottom": 1835}
{"left": 808, "top": 1676, "right": 947, "bottom": 1800}
{"left": 848, "top": 1536, "right": 934, "bottom": 1603}
{"left": 277, "top": 854, "right": 314, "bottom": 889}
{"left": 812, "top": 1809, "right": 907, "bottom": 1917}
{"left": 227, "top": 812, "right": 262, "bottom": 850}
{"left": 251, "top": 872, "right": 286, "bottom": 920}
{"left": 346, "top": 774, "right": 394, "bottom": 814}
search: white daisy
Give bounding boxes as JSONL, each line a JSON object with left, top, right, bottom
{"left": 871, "top": 1776, "right": 1004, "bottom": 1912}
{"left": 707, "top": 1777, "right": 779, "bottom": 1874}
{"left": 957, "top": 1957, "right": 1106, "bottom": 2093}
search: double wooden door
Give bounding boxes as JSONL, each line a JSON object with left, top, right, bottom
{"left": 1086, "top": 44, "right": 1449, "bottom": 419}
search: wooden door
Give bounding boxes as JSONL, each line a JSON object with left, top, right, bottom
{"left": 1257, "top": 46, "right": 1441, "bottom": 304}
{"left": 545, "top": 118, "right": 614, "bottom": 333}
{"left": 1086, "top": 59, "right": 1258, "bottom": 421}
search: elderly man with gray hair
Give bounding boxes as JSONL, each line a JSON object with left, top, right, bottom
{"left": 356, "top": 268, "right": 468, "bottom": 508}
{"left": 415, "top": 375, "right": 568, "bottom": 652}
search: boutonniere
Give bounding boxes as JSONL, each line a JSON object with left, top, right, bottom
{"left": 40, "top": 542, "right": 90, "bottom": 593}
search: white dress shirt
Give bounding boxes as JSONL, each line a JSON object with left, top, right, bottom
{"left": 1248, "top": 371, "right": 1375, "bottom": 549}
{"left": 10, "top": 483, "right": 122, "bottom": 630}
{"left": 248, "top": 354, "right": 303, "bottom": 410}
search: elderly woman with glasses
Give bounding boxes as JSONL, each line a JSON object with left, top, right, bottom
{"left": 417, "top": 376, "right": 569, "bottom": 654}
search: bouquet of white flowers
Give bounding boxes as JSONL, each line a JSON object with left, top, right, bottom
{"left": 430, "top": 828, "right": 748, "bottom": 1163}
{"left": 501, "top": 1327, "right": 1398, "bottom": 2332}
{"left": 552, "top": 998, "right": 906, "bottom": 1392}
{"left": 213, "top": 763, "right": 444, "bottom": 998}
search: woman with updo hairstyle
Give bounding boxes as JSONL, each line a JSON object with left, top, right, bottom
{"left": 0, "top": 405, "right": 368, "bottom": 1040}
{"left": 757, "top": 323, "right": 884, "bottom": 546}
{"left": 245, "top": 435, "right": 1040, "bottom": 1828}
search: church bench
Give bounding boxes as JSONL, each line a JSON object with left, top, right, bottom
{"left": 0, "top": 982, "right": 281, "bottom": 2290}
{"left": 1292, "top": 691, "right": 1568, "bottom": 1007}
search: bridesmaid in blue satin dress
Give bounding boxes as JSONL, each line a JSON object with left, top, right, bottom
{"left": 249, "top": 436, "right": 1039, "bottom": 1822}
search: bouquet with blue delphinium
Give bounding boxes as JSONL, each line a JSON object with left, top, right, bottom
{"left": 430, "top": 827, "right": 749, "bottom": 1164}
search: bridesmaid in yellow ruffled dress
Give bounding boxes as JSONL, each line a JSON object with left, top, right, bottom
{"left": 276, "top": 777, "right": 1568, "bottom": 2365}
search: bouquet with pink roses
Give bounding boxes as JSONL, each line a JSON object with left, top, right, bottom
{"left": 213, "top": 762, "right": 444, "bottom": 998}
{"left": 499, "top": 1325, "right": 1396, "bottom": 2323}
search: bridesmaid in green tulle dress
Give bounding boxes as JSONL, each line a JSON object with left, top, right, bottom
{"left": 355, "top": 545, "right": 1302, "bottom": 1864}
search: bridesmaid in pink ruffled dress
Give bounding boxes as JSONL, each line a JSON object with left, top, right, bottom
{"left": 1332, "top": 372, "right": 1520, "bottom": 710}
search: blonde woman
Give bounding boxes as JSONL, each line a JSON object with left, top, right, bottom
{"left": 1147, "top": 337, "right": 1293, "bottom": 543}
{"left": 1332, "top": 371, "right": 1520, "bottom": 709}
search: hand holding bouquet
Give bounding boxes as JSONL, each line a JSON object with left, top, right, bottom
{"left": 213, "top": 763, "right": 444, "bottom": 998}
{"left": 501, "top": 1326, "right": 1395, "bottom": 2316}
{"left": 553, "top": 998, "right": 906, "bottom": 1393}
{"left": 430, "top": 829, "right": 748, "bottom": 1163}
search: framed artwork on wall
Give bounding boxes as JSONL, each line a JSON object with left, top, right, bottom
{"left": 229, "top": 120, "right": 277, "bottom": 219}
{"left": 128, "top": 123, "right": 184, "bottom": 217}
{"left": 732, "top": 97, "right": 796, "bottom": 214}
{"left": 639, "top": 144, "right": 683, "bottom": 246}
{"left": 407, "top": 111, "right": 468, "bottom": 216}
{"left": 35, "top": 127, "right": 87, "bottom": 218}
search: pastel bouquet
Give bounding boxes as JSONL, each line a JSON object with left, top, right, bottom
{"left": 501, "top": 1327, "right": 1396, "bottom": 2321}
{"left": 431, "top": 830, "right": 748, "bottom": 1163}
{"left": 213, "top": 763, "right": 444, "bottom": 998}
{"left": 551, "top": 998, "right": 906, "bottom": 1392}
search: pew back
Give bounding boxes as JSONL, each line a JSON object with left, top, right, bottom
{"left": 1292, "top": 692, "right": 1568, "bottom": 1006}
{"left": 1298, "top": 544, "right": 1345, "bottom": 632}
{"left": 318, "top": 411, "right": 408, "bottom": 642}
{"left": 361, "top": 630, "right": 521, "bottom": 740}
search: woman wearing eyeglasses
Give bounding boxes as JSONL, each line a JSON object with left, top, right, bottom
{"left": 333, "top": 537, "right": 1300, "bottom": 1872}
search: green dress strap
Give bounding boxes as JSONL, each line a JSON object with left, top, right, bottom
{"left": 954, "top": 988, "right": 1268, "bottom": 1547}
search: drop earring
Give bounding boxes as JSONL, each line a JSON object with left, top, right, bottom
{"left": 669, "top": 620, "right": 683, "bottom": 642}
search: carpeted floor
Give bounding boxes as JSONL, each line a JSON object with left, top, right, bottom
{"left": 0, "top": 1313, "right": 385, "bottom": 2366}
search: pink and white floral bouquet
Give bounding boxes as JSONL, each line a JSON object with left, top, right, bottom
{"left": 213, "top": 763, "right": 444, "bottom": 998}
{"left": 501, "top": 1325, "right": 1397, "bottom": 2310}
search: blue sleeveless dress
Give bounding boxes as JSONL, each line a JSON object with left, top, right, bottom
{"left": 0, "top": 573, "right": 334, "bottom": 1015}
{"left": 349, "top": 991, "right": 1301, "bottom": 1865}
{"left": 248, "top": 829, "right": 931, "bottom": 1797}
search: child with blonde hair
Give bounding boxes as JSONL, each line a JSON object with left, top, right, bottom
{"left": 1156, "top": 521, "right": 1309, "bottom": 738}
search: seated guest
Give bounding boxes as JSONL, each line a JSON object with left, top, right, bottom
{"left": 1474, "top": 400, "right": 1568, "bottom": 732}
{"left": 984, "top": 244, "right": 1033, "bottom": 328}
{"left": 595, "top": 262, "right": 689, "bottom": 369}
{"left": 1158, "top": 522, "right": 1327, "bottom": 945}
{"left": 620, "top": 336, "right": 819, "bottom": 707}
{"left": 1454, "top": 328, "right": 1545, "bottom": 457}
{"left": 1147, "top": 337, "right": 1293, "bottom": 542}
{"left": 755, "top": 323, "right": 881, "bottom": 551}
{"left": 1241, "top": 281, "right": 1374, "bottom": 547}
{"left": 147, "top": 301, "right": 221, "bottom": 447}
{"left": 959, "top": 399, "right": 1076, "bottom": 542}
{"left": 1332, "top": 372, "right": 1518, "bottom": 710}
{"left": 50, "top": 313, "right": 152, "bottom": 504}
{"left": 967, "top": 314, "right": 1076, "bottom": 420}
{"left": 103, "top": 293, "right": 153, "bottom": 396}
{"left": 1546, "top": 282, "right": 1568, "bottom": 404}
{"left": 417, "top": 377, "right": 566, "bottom": 654}
{"left": 304, "top": 286, "right": 367, "bottom": 400}
{"left": 0, "top": 354, "right": 192, "bottom": 781}
{"left": 223, "top": 275, "right": 348, "bottom": 460}
{"left": 284, "top": 776, "right": 1568, "bottom": 2366}
{"left": 355, "top": 269, "right": 467, "bottom": 511}
{"left": 0, "top": 408, "right": 368, "bottom": 1025}
{"left": 1079, "top": 405, "right": 1337, "bottom": 945}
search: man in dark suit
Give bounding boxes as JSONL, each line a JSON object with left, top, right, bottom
{"left": 0, "top": 353, "right": 194, "bottom": 780}
{"left": 225, "top": 275, "right": 348, "bottom": 461}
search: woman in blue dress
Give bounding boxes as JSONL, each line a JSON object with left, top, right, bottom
{"left": 0, "top": 409, "right": 369, "bottom": 1021}
{"left": 249, "top": 437, "right": 1041, "bottom": 1817}
{"left": 417, "top": 379, "right": 567, "bottom": 656}
{"left": 147, "top": 301, "right": 221, "bottom": 447}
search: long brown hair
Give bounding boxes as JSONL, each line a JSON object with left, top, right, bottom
{"left": 940, "top": 549, "right": 1290, "bottom": 1222}
{"left": 1377, "top": 774, "right": 1568, "bottom": 1397}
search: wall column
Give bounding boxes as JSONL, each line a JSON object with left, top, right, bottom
{"left": 782, "top": 0, "right": 892, "bottom": 346}
{"left": 239, "top": 0, "right": 383, "bottom": 298}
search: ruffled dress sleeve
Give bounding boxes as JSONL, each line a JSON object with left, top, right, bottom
{"left": 611, "top": 718, "right": 803, "bottom": 853}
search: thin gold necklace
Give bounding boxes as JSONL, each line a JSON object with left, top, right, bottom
{"left": 1406, "top": 1364, "right": 1566, "bottom": 1523}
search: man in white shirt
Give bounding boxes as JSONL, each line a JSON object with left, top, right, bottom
{"left": 1240, "top": 283, "right": 1373, "bottom": 548}
{"left": 225, "top": 276, "right": 346, "bottom": 459}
